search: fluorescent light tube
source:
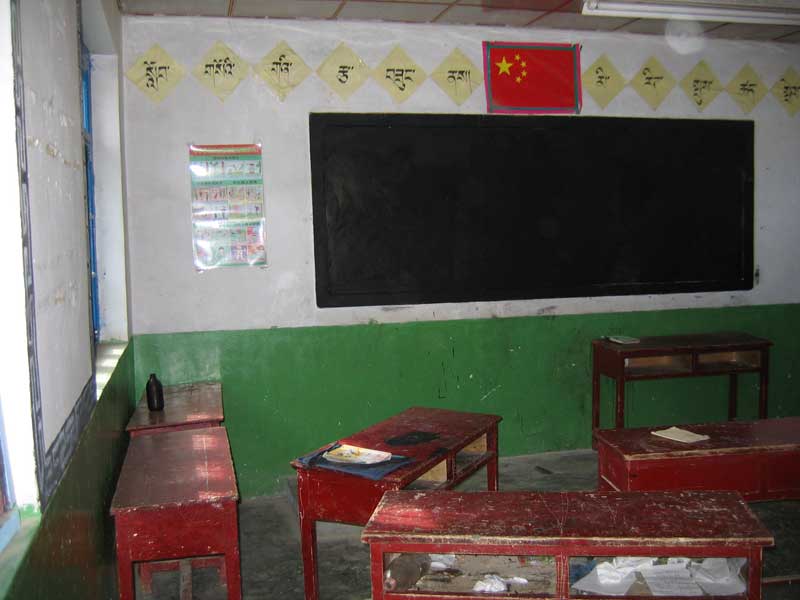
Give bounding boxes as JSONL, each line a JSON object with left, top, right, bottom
{"left": 582, "top": 0, "right": 800, "bottom": 25}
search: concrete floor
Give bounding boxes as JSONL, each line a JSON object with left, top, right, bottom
{"left": 140, "top": 450, "right": 799, "bottom": 600}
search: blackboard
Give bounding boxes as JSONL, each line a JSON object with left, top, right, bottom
{"left": 310, "top": 113, "right": 753, "bottom": 308}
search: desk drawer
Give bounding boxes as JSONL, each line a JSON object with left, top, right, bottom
{"left": 629, "top": 454, "right": 761, "bottom": 497}
{"left": 763, "top": 450, "right": 800, "bottom": 497}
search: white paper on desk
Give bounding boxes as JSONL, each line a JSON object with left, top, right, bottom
{"left": 691, "top": 558, "right": 746, "bottom": 596}
{"left": 651, "top": 426, "right": 710, "bottom": 444}
{"left": 592, "top": 557, "right": 654, "bottom": 584}
{"left": 572, "top": 567, "right": 636, "bottom": 596}
{"left": 640, "top": 563, "right": 703, "bottom": 596}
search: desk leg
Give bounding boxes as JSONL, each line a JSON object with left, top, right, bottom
{"left": 223, "top": 502, "right": 242, "bottom": 600}
{"left": 297, "top": 473, "right": 320, "bottom": 600}
{"left": 591, "top": 350, "right": 600, "bottom": 433}
{"left": 487, "top": 425, "right": 499, "bottom": 491}
{"left": 747, "top": 548, "right": 763, "bottom": 600}
{"left": 615, "top": 377, "right": 625, "bottom": 430}
{"left": 759, "top": 350, "right": 770, "bottom": 419}
{"left": 555, "top": 554, "right": 570, "bottom": 599}
{"left": 728, "top": 373, "right": 739, "bottom": 420}
{"left": 114, "top": 533, "right": 134, "bottom": 600}
{"left": 369, "top": 544, "right": 385, "bottom": 600}
{"left": 300, "top": 514, "right": 319, "bottom": 600}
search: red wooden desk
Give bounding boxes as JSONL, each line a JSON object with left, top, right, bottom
{"left": 111, "top": 427, "right": 241, "bottom": 600}
{"left": 362, "top": 490, "right": 773, "bottom": 600}
{"left": 126, "top": 381, "right": 223, "bottom": 437}
{"left": 592, "top": 332, "right": 772, "bottom": 435}
{"left": 595, "top": 417, "right": 800, "bottom": 501}
{"left": 291, "top": 406, "right": 501, "bottom": 600}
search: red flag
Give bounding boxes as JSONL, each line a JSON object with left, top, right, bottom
{"left": 483, "top": 41, "right": 581, "bottom": 114}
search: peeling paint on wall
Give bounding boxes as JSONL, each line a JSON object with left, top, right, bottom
{"left": 21, "top": 0, "right": 92, "bottom": 450}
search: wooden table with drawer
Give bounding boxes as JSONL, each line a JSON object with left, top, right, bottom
{"left": 595, "top": 416, "right": 800, "bottom": 501}
{"left": 362, "top": 489, "right": 773, "bottom": 600}
{"left": 591, "top": 332, "right": 772, "bottom": 434}
{"left": 291, "top": 406, "right": 501, "bottom": 600}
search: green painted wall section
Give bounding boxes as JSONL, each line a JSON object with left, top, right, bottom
{"left": 5, "top": 345, "right": 134, "bottom": 600}
{"left": 133, "top": 304, "right": 800, "bottom": 498}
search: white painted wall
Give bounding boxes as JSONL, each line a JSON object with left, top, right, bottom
{"left": 82, "top": 0, "right": 121, "bottom": 55}
{"left": 92, "top": 54, "right": 129, "bottom": 342}
{"left": 22, "top": 0, "right": 93, "bottom": 449}
{"left": 122, "top": 16, "right": 800, "bottom": 336}
{"left": 0, "top": 0, "right": 38, "bottom": 508}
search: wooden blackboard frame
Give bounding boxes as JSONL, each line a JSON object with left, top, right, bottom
{"left": 310, "top": 113, "right": 754, "bottom": 308}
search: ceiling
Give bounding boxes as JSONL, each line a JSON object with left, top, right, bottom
{"left": 117, "top": 0, "right": 800, "bottom": 43}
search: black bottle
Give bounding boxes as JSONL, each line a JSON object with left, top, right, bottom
{"left": 146, "top": 373, "right": 164, "bottom": 411}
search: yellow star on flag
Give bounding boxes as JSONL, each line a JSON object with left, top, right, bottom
{"left": 496, "top": 56, "right": 513, "bottom": 76}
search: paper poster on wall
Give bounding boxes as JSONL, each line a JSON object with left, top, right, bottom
{"left": 582, "top": 54, "right": 625, "bottom": 109}
{"left": 126, "top": 44, "right": 186, "bottom": 103}
{"left": 771, "top": 67, "right": 800, "bottom": 117}
{"left": 373, "top": 46, "right": 426, "bottom": 103}
{"left": 189, "top": 144, "right": 267, "bottom": 270}
{"left": 726, "top": 65, "right": 767, "bottom": 114}
{"left": 680, "top": 60, "right": 723, "bottom": 111}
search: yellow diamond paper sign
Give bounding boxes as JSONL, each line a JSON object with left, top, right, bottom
{"left": 431, "top": 48, "right": 482, "bottom": 106}
{"left": 582, "top": 54, "right": 625, "bottom": 109}
{"left": 726, "top": 65, "right": 767, "bottom": 114}
{"left": 126, "top": 44, "right": 185, "bottom": 103}
{"left": 192, "top": 42, "right": 249, "bottom": 101}
{"left": 630, "top": 57, "right": 675, "bottom": 110}
{"left": 373, "top": 46, "right": 426, "bottom": 103}
{"left": 771, "top": 67, "right": 800, "bottom": 117}
{"left": 256, "top": 41, "right": 311, "bottom": 101}
{"left": 680, "top": 61, "right": 722, "bottom": 111}
{"left": 317, "top": 43, "right": 370, "bottom": 100}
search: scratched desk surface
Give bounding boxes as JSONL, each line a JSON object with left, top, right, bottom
{"left": 293, "top": 406, "right": 501, "bottom": 486}
{"left": 362, "top": 490, "right": 773, "bottom": 546}
{"left": 126, "top": 381, "right": 223, "bottom": 433}
{"left": 111, "top": 426, "right": 238, "bottom": 512}
{"left": 595, "top": 416, "right": 800, "bottom": 459}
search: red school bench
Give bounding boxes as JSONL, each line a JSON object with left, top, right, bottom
{"left": 111, "top": 426, "right": 241, "bottom": 600}
{"left": 362, "top": 489, "right": 774, "bottom": 600}
{"left": 595, "top": 416, "right": 800, "bottom": 501}
{"left": 126, "top": 381, "right": 224, "bottom": 437}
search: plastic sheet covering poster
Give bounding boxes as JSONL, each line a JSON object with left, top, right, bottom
{"left": 189, "top": 144, "right": 266, "bottom": 270}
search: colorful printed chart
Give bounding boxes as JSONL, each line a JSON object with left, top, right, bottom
{"left": 189, "top": 144, "right": 267, "bottom": 270}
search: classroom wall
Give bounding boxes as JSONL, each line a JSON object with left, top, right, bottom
{"left": 21, "top": 0, "right": 94, "bottom": 455}
{"left": 120, "top": 16, "right": 800, "bottom": 498}
{"left": 0, "top": 0, "right": 37, "bottom": 508}
{"left": 5, "top": 345, "right": 133, "bottom": 600}
{"left": 122, "top": 16, "right": 800, "bottom": 335}
{"left": 91, "top": 54, "right": 129, "bottom": 342}
{"left": 133, "top": 304, "right": 800, "bottom": 498}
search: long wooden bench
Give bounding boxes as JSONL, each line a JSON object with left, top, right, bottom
{"left": 594, "top": 416, "right": 800, "bottom": 501}
{"left": 111, "top": 426, "right": 241, "bottom": 600}
{"left": 362, "top": 489, "right": 773, "bottom": 600}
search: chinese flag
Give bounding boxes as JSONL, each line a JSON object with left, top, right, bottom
{"left": 483, "top": 41, "right": 581, "bottom": 114}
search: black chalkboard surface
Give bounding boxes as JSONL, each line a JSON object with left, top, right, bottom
{"left": 310, "top": 113, "right": 753, "bottom": 308}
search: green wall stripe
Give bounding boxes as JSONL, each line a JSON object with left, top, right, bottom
{"left": 133, "top": 304, "right": 800, "bottom": 498}
{"left": 5, "top": 345, "right": 134, "bottom": 599}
